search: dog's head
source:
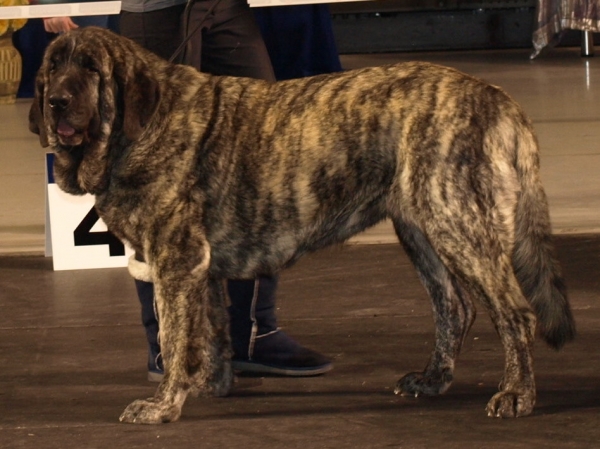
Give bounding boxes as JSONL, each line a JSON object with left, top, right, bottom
{"left": 29, "top": 27, "right": 161, "bottom": 194}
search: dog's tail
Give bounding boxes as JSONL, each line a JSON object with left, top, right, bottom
{"left": 511, "top": 116, "right": 576, "bottom": 350}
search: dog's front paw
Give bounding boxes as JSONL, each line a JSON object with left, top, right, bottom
{"left": 485, "top": 391, "right": 535, "bottom": 418}
{"left": 119, "top": 398, "right": 182, "bottom": 424}
{"left": 394, "top": 370, "right": 453, "bottom": 398}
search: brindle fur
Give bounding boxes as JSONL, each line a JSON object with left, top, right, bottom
{"left": 29, "top": 27, "right": 575, "bottom": 424}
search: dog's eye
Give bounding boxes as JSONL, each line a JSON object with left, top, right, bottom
{"left": 84, "top": 62, "right": 100, "bottom": 74}
{"left": 79, "top": 56, "right": 100, "bottom": 74}
{"left": 75, "top": 55, "right": 100, "bottom": 73}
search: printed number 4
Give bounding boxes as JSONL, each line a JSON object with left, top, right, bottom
{"left": 74, "top": 207, "right": 125, "bottom": 256}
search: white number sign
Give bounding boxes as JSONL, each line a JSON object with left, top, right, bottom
{"left": 45, "top": 153, "right": 133, "bottom": 271}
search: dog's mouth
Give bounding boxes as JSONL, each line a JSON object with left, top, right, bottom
{"left": 55, "top": 118, "right": 86, "bottom": 147}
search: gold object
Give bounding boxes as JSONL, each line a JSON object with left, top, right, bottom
{"left": 0, "top": 32, "right": 22, "bottom": 104}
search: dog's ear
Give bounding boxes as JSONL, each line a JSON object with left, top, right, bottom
{"left": 29, "top": 70, "right": 49, "bottom": 147}
{"left": 120, "top": 60, "right": 160, "bottom": 141}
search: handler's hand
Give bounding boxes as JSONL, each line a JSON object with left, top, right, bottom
{"left": 43, "top": 17, "right": 79, "bottom": 33}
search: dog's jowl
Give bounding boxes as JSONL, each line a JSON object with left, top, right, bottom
{"left": 30, "top": 27, "right": 576, "bottom": 424}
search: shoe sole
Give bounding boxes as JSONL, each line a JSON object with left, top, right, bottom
{"left": 148, "top": 361, "right": 332, "bottom": 382}
{"left": 231, "top": 360, "right": 333, "bottom": 377}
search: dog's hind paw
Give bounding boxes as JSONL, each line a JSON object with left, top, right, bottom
{"left": 485, "top": 391, "right": 535, "bottom": 418}
{"left": 119, "top": 398, "right": 182, "bottom": 424}
{"left": 394, "top": 370, "right": 453, "bottom": 397}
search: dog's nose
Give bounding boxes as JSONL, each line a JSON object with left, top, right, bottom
{"left": 48, "top": 94, "right": 72, "bottom": 111}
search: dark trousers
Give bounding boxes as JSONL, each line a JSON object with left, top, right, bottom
{"left": 120, "top": 4, "right": 187, "bottom": 61}
{"left": 184, "top": 0, "right": 275, "bottom": 80}
{"left": 120, "top": 0, "right": 275, "bottom": 81}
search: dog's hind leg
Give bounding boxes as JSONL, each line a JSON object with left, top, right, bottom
{"left": 466, "top": 261, "right": 537, "bottom": 418}
{"left": 392, "top": 219, "right": 476, "bottom": 398}
{"left": 120, "top": 239, "right": 233, "bottom": 424}
{"left": 422, "top": 227, "right": 537, "bottom": 418}
{"left": 472, "top": 270, "right": 537, "bottom": 418}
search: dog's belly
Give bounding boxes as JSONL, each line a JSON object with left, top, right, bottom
{"left": 208, "top": 203, "right": 388, "bottom": 279}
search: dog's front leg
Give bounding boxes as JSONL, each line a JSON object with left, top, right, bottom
{"left": 120, "top": 242, "right": 233, "bottom": 424}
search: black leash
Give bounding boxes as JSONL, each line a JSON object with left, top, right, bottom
{"left": 168, "top": 0, "right": 223, "bottom": 63}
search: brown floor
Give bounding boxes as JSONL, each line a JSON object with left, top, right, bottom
{"left": 2, "top": 235, "right": 600, "bottom": 448}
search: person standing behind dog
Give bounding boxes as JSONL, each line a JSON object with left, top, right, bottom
{"left": 119, "top": 0, "right": 334, "bottom": 382}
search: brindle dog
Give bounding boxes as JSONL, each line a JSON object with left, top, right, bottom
{"left": 29, "top": 27, "right": 575, "bottom": 424}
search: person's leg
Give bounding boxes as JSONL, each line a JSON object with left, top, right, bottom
{"left": 183, "top": 0, "right": 275, "bottom": 80}
{"left": 127, "top": 0, "right": 331, "bottom": 381}
{"left": 188, "top": 0, "right": 330, "bottom": 376}
{"left": 228, "top": 276, "right": 332, "bottom": 376}
{"left": 119, "top": 5, "right": 186, "bottom": 381}
{"left": 119, "top": 4, "right": 186, "bottom": 61}
{"left": 135, "top": 279, "right": 164, "bottom": 382}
